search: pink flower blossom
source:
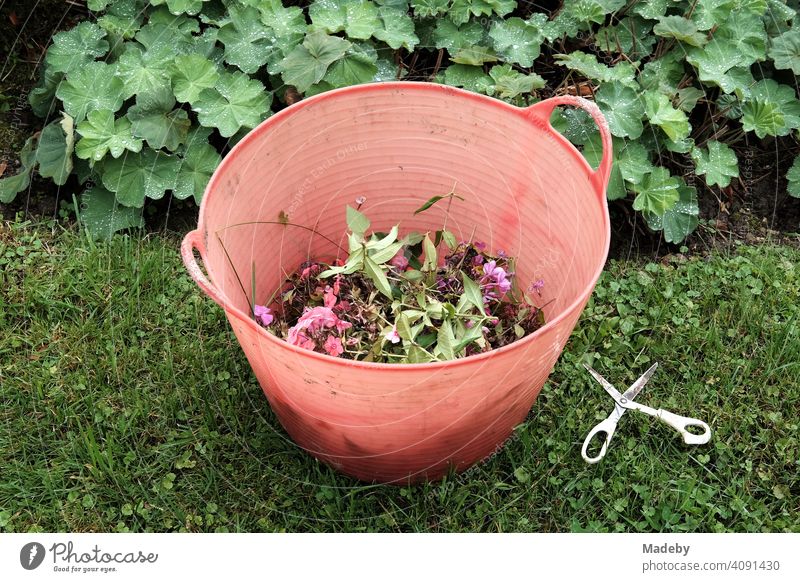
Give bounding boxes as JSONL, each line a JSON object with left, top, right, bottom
{"left": 529, "top": 279, "right": 545, "bottom": 295}
{"left": 386, "top": 326, "right": 401, "bottom": 344}
{"left": 287, "top": 306, "right": 352, "bottom": 348}
{"left": 254, "top": 304, "right": 273, "bottom": 326}
{"left": 323, "top": 335, "right": 344, "bottom": 357}
{"left": 389, "top": 250, "right": 409, "bottom": 270}
{"left": 480, "top": 260, "right": 512, "bottom": 298}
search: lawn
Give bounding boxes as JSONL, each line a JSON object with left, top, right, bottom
{"left": 0, "top": 217, "right": 797, "bottom": 532}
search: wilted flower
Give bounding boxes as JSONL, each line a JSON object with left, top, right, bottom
{"left": 386, "top": 326, "right": 401, "bottom": 344}
{"left": 323, "top": 335, "right": 344, "bottom": 357}
{"left": 529, "top": 279, "right": 545, "bottom": 296}
{"left": 355, "top": 196, "right": 366, "bottom": 206}
{"left": 323, "top": 285, "right": 337, "bottom": 308}
{"left": 390, "top": 250, "right": 409, "bottom": 270}
{"left": 254, "top": 304, "right": 273, "bottom": 326}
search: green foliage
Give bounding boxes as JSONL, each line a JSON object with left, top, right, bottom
{"left": 15, "top": 0, "right": 800, "bottom": 242}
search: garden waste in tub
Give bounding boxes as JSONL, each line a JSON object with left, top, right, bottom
{"left": 246, "top": 192, "right": 547, "bottom": 364}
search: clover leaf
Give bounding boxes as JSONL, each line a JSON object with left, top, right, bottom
{"left": 56, "top": 61, "right": 125, "bottom": 122}
{"left": 691, "top": 140, "right": 739, "bottom": 188}
{"left": 769, "top": 29, "right": 800, "bottom": 75}
{"left": 277, "top": 31, "right": 351, "bottom": 93}
{"left": 126, "top": 87, "right": 191, "bottom": 152}
{"left": 78, "top": 185, "right": 144, "bottom": 241}
{"left": 174, "top": 142, "right": 221, "bottom": 204}
{"left": 76, "top": 110, "right": 143, "bottom": 162}
{"left": 632, "top": 166, "right": 682, "bottom": 216}
{"left": 101, "top": 149, "right": 180, "bottom": 207}
{"left": 45, "top": 22, "right": 109, "bottom": 74}
{"left": 489, "top": 16, "right": 546, "bottom": 68}
{"left": 595, "top": 81, "right": 645, "bottom": 139}
{"left": 193, "top": 71, "right": 271, "bottom": 138}
{"left": 645, "top": 92, "right": 691, "bottom": 142}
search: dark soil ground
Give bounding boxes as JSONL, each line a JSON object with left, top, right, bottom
{"left": 1, "top": 0, "right": 798, "bottom": 258}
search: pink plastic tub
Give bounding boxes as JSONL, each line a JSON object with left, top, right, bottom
{"left": 182, "top": 82, "right": 611, "bottom": 483}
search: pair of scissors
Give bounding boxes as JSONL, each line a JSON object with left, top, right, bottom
{"left": 581, "top": 362, "right": 711, "bottom": 464}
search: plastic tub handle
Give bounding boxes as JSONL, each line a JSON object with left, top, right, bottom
{"left": 181, "top": 229, "right": 227, "bottom": 307}
{"left": 525, "top": 95, "right": 613, "bottom": 197}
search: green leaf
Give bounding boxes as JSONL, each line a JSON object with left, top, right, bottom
{"left": 126, "top": 87, "right": 190, "bottom": 152}
{"left": 442, "top": 64, "right": 493, "bottom": 94}
{"left": 653, "top": 15, "right": 707, "bottom": 47}
{"left": 319, "top": 44, "right": 378, "bottom": 89}
{"left": 170, "top": 54, "right": 220, "bottom": 104}
{"left": 741, "top": 98, "right": 784, "bottom": 138}
{"left": 193, "top": 71, "right": 271, "bottom": 138}
{"left": 489, "top": 16, "right": 546, "bottom": 67}
{"left": 277, "top": 30, "right": 351, "bottom": 93}
{"left": 488, "top": 64, "right": 544, "bottom": 99}
{"left": 691, "top": 140, "right": 739, "bottom": 188}
{"left": 100, "top": 149, "right": 180, "bottom": 207}
{"left": 644, "top": 92, "right": 691, "bottom": 142}
{"left": 78, "top": 185, "right": 144, "bottom": 240}
{"left": 346, "top": 205, "right": 371, "bottom": 235}
{"left": 29, "top": 68, "right": 64, "bottom": 118}
{"left": 396, "top": 312, "right": 415, "bottom": 342}
{"left": 256, "top": 0, "right": 306, "bottom": 45}
{"left": 56, "top": 61, "right": 125, "bottom": 122}
{"left": 0, "top": 137, "right": 36, "bottom": 203}
{"left": 638, "top": 48, "right": 684, "bottom": 94}
{"left": 76, "top": 110, "right": 143, "bottom": 162}
{"left": 436, "top": 319, "right": 456, "bottom": 360}
{"left": 151, "top": 0, "right": 207, "bottom": 15}
{"left": 461, "top": 273, "right": 486, "bottom": 315}
{"left": 218, "top": 6, "right": 275, "bottom": 74}
{"left": 686, "top": 38, "right": 750, "bottom": 94}
{"left": 45, "top": 22, "right": 109, "bottom": 74}
{"left": 616, "top": 141, "right": 654, "bottom": 185}
{"left": 115, "top": 44, "right": 173, "bottom": 100}
{"left": 769, "top": 29, "right": 800, "bottom": 75}
{"left": 631, "top": 0, "right": 667, "bottom": 20}
{"left": 36, "top": 116, "right": 75, "bottom": 186}
{"left": 174, "top": 142, "right": 221, "bottom": 204}
{"left": 309, "top": 0, "right": 381, "bottom": 40}
{"left": 647, "top": 185, "right": 699, "bottom": 243}
{"left": 595, "top": 16, "right": 656, "bottom": 60}
{"left": 582, "top": 134, "right": 625, "bottom": 200}
{"left": 595, "top": 81, "right": 645, "bottom": 139}
{"left": 747, "top": 79, "right": 800, "bottom": 134}
{"left": 691, "top": 0, "right": 734, "bottom": 31}
{"left": 374, "top": 6, "right": 419, "bottom": 50}
{"left": 422, "top": 234, "right": 438, "bottom": 272}
{"left": 364, "top": 255, "right": 393, "bottom": 298}
{"left": 411, "top": 0, "right": 449, "bottom": 18}
{"left": 787, "top": 156, "right": 800, "bottom": 198}
{"left": 451, "top": 46, "right": 498, "bottom": 66}
{"left": 676, "top": 87, "right": 704, "bottom": 113}
{"left": 632, "top": 167, "right": 681, "bottom": 216}
{"left": 716, "top": 12, "right": 766, "bottom": 62}
{"left": 433, "top": 19, "right": 485, "bottom": 51}
{"left": 554, "top": 51, "right": 636, "bottom": 86}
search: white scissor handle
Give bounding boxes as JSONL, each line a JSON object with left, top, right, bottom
{"left": 581, "top": 416, "right": 619, "bottom": 464}
{"left": 656, "top": 410, "right": 712, "bottom": 445}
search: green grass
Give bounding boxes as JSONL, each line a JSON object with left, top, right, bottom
{"left": 0, "top": 217, "right": 798, "bottom": 532}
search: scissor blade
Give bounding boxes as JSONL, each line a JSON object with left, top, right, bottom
{"left": 623, "top": 362, "right": 659, "bottom": 402}
{"left": 583, "top": 363, "right": 625, "bottom": 401}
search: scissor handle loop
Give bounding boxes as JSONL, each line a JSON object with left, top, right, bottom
{"left": 581, "top": 416, "right": 618, "bottom": 464}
